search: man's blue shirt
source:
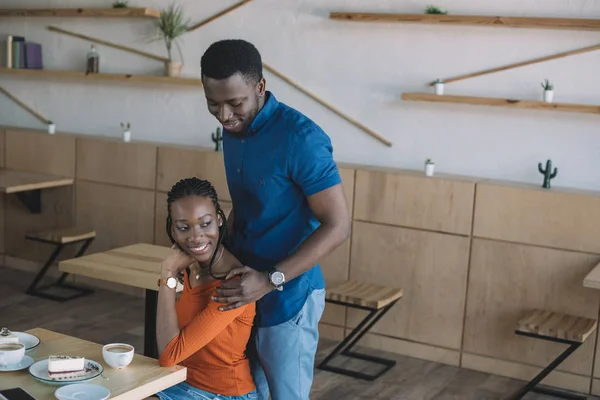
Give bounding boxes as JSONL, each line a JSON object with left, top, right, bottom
{"left": 222, "top": 91, "right": 341, "bottom": 327}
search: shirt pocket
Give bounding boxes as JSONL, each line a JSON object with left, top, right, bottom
{"left": 244, "top": 175, "right": 284, "bottom": 207}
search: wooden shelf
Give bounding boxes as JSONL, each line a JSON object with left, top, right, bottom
{"left": 329, "top": 12, "right": 600, "bottom": 31}
{"left": 0, "top": 68, "right": 203, "bottom": 87}
{"left": 0, "top": 8, "right": 160, "bottom": 19}
{"left": 401, "top": 92, "right": 600, "bottom": 115}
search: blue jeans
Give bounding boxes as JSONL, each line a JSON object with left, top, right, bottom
{"left": 155, "top": 381, "right": 258, "bottom": 400}
{"left": 250, "top": 288, "right": 326, "bottom": 400}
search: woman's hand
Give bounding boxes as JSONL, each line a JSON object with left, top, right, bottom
{"left": 161, "top": 244, "right": 193, "bottom": 277}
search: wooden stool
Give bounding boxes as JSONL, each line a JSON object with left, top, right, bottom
{"left": 318, "top": 280, "right": 403, "bottom": 380}
{"left": 25, "top": 227, "right": 96, "bottom": 302}
{"left": 509, "top": 309, "right": 597, "bottom": 400}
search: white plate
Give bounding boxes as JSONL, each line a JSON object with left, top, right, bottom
{"left": 13, "top": 331, "right": 41, "bottom": 351}
{"left": 0, "top": 355, "right": 34, "bottom": 372}
{"left": 29, "top": 359, "right": 103, "bottom": 386}
{"left": 54, "top": 383, "right": 110, "bottom": 400}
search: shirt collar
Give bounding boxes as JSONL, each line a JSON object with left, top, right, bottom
{"left": 248, "top": 91, "right": 278, "bottom": 135}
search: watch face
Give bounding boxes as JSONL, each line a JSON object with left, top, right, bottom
{"left": 271, "top": 271, "right": 284, "bottom": 286}
{"left": 166, "top": 277, "right": 177, "bottom": 289}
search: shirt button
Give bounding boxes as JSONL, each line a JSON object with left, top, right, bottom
{"left": 241, "top": 139, "right": 245, "bottom": 143}
{"left": 237, "top": 168, "right": 241, "bottom": 173}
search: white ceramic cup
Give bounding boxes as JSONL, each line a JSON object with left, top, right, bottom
{"left": 102, "top": 343, "right": 134, "bottom": 369}
{"left": 0, "top": 343, "right": 25, "bottom": 367}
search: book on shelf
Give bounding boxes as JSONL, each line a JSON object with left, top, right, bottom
{"left": 5, "top": 35, "right": 43, "bottom": 69}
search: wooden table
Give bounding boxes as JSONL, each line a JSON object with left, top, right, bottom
{"left": 583, "top": 261, "right": 600, "bottom": 289}
{"left": 58, "top": 243, "right": 177, "bottom": 358}
{"left": 0, "top": 328, "right": 186, "bottom": 399}
{"left": 0, "top": 169, "right": 74, "bottom": 213}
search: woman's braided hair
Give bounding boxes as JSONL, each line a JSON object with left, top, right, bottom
{"left": 166, "top": 177, "right": 229, "bottom": 281}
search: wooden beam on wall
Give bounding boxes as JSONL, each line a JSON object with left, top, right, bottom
{"left": 263, "top": 63, "right": 393, "bottom": 147}
{"left": 429, "top": 42, "right": 600, "bottom": 86}
{"left": 0, "top": 86, "right": 49, "bottom": 124}
{"left": 187, "top": 0, "right": 253, "bottom": 32}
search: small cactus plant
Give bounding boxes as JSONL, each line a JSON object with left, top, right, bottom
{"left": 211, "top": 127, "right": 223, "bottom": 152}
{"left": 538, "top": 159, "right": 557, "bottom": 189}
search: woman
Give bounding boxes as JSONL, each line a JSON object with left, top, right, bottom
{"left": 151, "top": 177, "right": 257, "bottom": 400}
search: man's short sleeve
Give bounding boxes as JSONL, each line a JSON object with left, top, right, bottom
{"left": 289, "top": 126, "right": 342, "bottom": 197}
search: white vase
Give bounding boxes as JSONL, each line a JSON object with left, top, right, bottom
{"left": 434, "top": 83, "right": 444, "bottom": 95}
{"left": 543, "top": 90, "right": 554, "bottom": 103}
{"left": 123, "top": 130, "right": 131, "bottom": 142}
{"left": 425, "top": 163, "right": 435, "bottom": 176}
{"left": 48, "top": 123, "right": 56, "bottom": 134}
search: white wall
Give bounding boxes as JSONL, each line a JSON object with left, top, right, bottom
{"left": 2, "top": 0, "right": 600, "bottom": 190}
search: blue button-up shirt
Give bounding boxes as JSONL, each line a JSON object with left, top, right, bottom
{"left": 223, "top": 91, "right": 341, "bottom": 327}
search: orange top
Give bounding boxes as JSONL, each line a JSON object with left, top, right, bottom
{"left": 158, "top": 271, "right": 256, "bottom": 396}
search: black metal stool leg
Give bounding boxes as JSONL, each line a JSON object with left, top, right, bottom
{"left": 318, "top": 299, "right": 398, "bottom": 380}
{"left": 507, "top": 331, "right": 586, "bottom": 400}
{"left": 26, "top": 238, "right": 95, "bottom": 302}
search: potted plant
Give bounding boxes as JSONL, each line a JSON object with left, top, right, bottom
{"left": 541, "top": 79, "right": 554, "bottom": 103}
{"left": 425, "top": 5, "right": 449, "bottom": 14}
{"left": 425, "top": 158, "right": 435, "bottom": 176}
{"left": 47, "top": 120, "right": 55, "bottom": 134}
{"left": 121, "top": 122, "right": 131, "bottom": 142}
{"left": 154, "top": 4, "right": 190, "bottom": 77}
{"left": 112, "top": 0, "right": 128, "bottom": 8}
{"left": 433, "top": 79, "right": 444, "bottom": 95}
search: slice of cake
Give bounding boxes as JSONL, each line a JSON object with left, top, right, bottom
{"left": 0, "top": 327, "right": 19, "bottom": 344}
{"left": 48, "top": 355, "right": 86, "bottom": 380}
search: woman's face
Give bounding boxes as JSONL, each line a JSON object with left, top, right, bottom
{"left": 170, "top": 195, "right": 222, "bottom": 264}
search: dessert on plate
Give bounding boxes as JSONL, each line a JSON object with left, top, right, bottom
{"left": 48, "top": 355, "right": 88, "bottom": 380}
{"left": 0, "top": 327, "right": 19, "bottom": 344}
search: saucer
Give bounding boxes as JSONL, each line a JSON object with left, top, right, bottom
{"left": 13, "top": 331, "right": 41, "bottom": 351}
{"left": 0, "top": 355, "right": 34, "bottom": 372}
{"left": 29, "top": 359, "right": 103, "bottom": 386}
{"left": 54, "top": 383, "right": 110, "bottom": 400}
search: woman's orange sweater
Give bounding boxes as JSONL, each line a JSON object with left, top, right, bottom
{"left": 158, "top": 271, "right": 256, "bottom": 396}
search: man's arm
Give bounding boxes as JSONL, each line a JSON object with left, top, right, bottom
{"left": 275, "top": 183, "right": 350, "bottom": 282}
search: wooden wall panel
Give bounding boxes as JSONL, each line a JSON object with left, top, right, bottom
{"left": 347, "top": 221, "right": 471, "bottom": 349}
{"left": 473, "top": 181, "right": 600, "bottom": 253}
{"left": 76, "top": 181, "right": 154, "bottom": 254}
{"left": 3, "top": 130, "right": 76, "bottom": 261}
{"left": 321, "top": 167, "right": 355, "bottom": 327}
{"left": 463, "top": 238, "right": 600, "bottom": 377}
{"left": 5, "top": 130, "right": 75, "bottom": 176}
{"left": 156, "top": 146, "right": 230, "bottom": 201}
{"left": 76, "top": 137, "right": 157, "bottom": 190}
{"left": 154, "top": 191, "right": 231, "bottom": 248}
{"left": 353, "top": 169, "right": 476, "bottom": 235}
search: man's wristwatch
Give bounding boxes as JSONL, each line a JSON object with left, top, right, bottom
{"left": 157, "top": 276, "right": 177, "bottom": 290}
{"left": 268, "top": 268, "right": 285, "bottom": 291}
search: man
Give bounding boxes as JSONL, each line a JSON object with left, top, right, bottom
{"left": 200, "top": 39, "right": 351, "bottom": 400}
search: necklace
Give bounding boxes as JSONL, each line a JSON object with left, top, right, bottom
{"left": 195, "top": 246, "right": 224, "bottom": 280}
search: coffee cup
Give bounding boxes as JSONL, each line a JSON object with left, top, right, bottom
{"left": 102, "top": 343, "right": 134, "bottom": 369}
{"left": 0, "top": 343, "right": 25, "bottom": 367}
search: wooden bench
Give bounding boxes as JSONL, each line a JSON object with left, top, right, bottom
{"left": 509, "top": 309, "right": 597, "bottom": 400}
{"left": 318, "top": 280, "right": 403, "bottom": 380}
{"left": 25, "top": 227, "right": 96, "bottom": 302}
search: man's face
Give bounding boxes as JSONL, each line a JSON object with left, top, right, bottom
{"left": 202, "top": 72, "right": 265, "bottom": 135}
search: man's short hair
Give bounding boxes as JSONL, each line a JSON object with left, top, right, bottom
{"left": 200, "top": 39, "right": 263, "bottom": 84}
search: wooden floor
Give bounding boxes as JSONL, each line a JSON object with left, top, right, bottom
{"left": 1, "top": 266, "right": 596, "bottom": 400}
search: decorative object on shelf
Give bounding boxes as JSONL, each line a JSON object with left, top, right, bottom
{"left": 154, "top": 4, "right": 190, "bottom": 77}
{"left": 425, "top": 158, "right": 435, "bottom": 176}
{"left": 121, "top": 122, "right": 131, "bottom": 142}
{"left": 538, "top": 159, "right": 557, "bottom": 189}
{"left": 541, "top": 79, "right": 554, "bottom": 103}
{"left": 47, "top": 120, "right": 55, "bottom": 134}
{"left": 86, "top": 44, "right": 100, "bottom": 74}
{"left": 211, "top": 127, "right": 223, "bottom": 151}
{"left": 425, "top": 5, "right": 448, "bottom": 15}
{"left": 112, "top": 0, "right": 129, "bottom": 8}
{"left": 433, "top": 79, "right": 444, "bottom": 95}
